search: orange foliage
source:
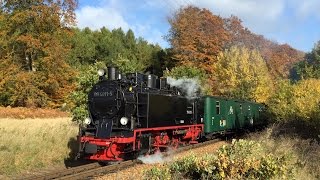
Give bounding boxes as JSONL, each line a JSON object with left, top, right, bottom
{"left": 265, "top": 44, "right": 304, "bottom": 78}
{"left": 0, "top": 0, "right": 77, "bottom": 108}
{"left": 225, "top": 16, "right": 304, "bottom": 79}
{"left": 167, "top": 6, "right": 302, "bottom": 81}
{"left": 0, "top": 107, "right": 70, "bottom": 119}
{"left": 167, "top": 6, "right": 230, "bottom": 72}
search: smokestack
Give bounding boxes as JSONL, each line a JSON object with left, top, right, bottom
{"left": 147, "top": 74, "right": 157, "bottom": 88}
{"left": 107, "top": 67, "right": 119, "bottom": 80}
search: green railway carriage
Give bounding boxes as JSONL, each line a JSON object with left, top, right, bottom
{"left": 203, "top": 96, "right": 266, "bottom": 134}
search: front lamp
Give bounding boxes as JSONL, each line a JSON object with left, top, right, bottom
{"left": 84, "top": 117, "right": 91, "bottom": 125}
{"left": 120, "top": 117, "right": 128, "bottom": 125}
{"left": 98, "top": 69, "right": 105, "bottom": 76}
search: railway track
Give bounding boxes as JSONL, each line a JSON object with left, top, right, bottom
{"left": 17, "top": 139, "right": 221, "bottom": 180}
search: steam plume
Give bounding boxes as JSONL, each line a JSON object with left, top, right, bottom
{"left": 138, "top": 148, "right": 175, "bottom": 164}
{"left": 138, "top": 152, "right": 165, "bottom": 164}
{"left": 167, "top": 77, "right": 200, "bottom": 99}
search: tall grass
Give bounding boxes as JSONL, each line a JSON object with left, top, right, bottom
{"left": 0, "top": 118, "right": 78, "bottom": 176}
{"left": 248, "top": 124, "right": 320, "bottom": 179}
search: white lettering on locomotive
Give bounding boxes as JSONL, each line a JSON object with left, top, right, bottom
{"left": 94, "top": 91, "right": 113, "bottom": 97}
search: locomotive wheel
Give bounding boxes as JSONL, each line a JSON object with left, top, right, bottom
{"left": 170, "top": 139, "right": 179, "bottom": 149}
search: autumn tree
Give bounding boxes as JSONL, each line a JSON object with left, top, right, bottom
{"left": 293, "top": 41, "right": 320, "bottom": 80}
{"left": 267, "top": 79, "right": 320, "bottom": 132}
{"left": 214, "top": 46, "right": 273, "bottom": 103}
{"left": 224, "top": 16, "right": 304, "bottom": 79}
{"left": 0, "top": 0, "right": 77, "bottom": 107}
{"left": 166, "top": 6, "right": 230, "bottom": 72}
{"left": 264, "top": 44, "right": 303, "bottom": 79}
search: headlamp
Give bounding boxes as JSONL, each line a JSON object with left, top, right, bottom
{"left": 120, "top": 117, "right": 128, "bottom": 125}
{"left": 98, "top": 69, "right": 105, "bottom": 76}
{"left": 84, "top": 117, "right": 91, "bottom": 125}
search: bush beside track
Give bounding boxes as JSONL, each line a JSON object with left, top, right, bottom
{"left": 144, "top": 125, "right": 320, "bottom": 180}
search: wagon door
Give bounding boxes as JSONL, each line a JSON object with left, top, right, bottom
{"left": 204, "top": 97, "right": 231, "bottom": 133}
{"left": 226, "top": 100, "right": 236, "bottom": 130}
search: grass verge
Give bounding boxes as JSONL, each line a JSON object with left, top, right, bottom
{"left": 0, "top": 118, "right": 78, "bottom": 177}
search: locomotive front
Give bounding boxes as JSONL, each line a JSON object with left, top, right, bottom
{"left": 78, "top": 67, "right": 136, "bottom": 161}
{"left": 87, "top": 80, "right": 122, "bottom": 138}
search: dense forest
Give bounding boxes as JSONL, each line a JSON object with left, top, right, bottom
{"left": 0, "top": 1, "right": 320, "bottom": 132}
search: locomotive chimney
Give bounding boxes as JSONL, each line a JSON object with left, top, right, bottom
{"left": 107, "top": 67, "right": 119, "bottom": 80}
{"left": 147, "top": 74, "right": 157, "bottom": 88}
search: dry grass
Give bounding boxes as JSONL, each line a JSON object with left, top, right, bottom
{"left": 247, "top": 124, "right": 320, "bottom": 180}
{"left": 0, "top": 118, "right": 78, "bottom": 177}
{"left": 0, "top": 107, "right": 70, "bottom": 119}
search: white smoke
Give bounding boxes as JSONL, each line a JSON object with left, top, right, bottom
{"left": 166, "top": 77, "right": 200, "bottom": 99}
{"left": 138, "top": 148, "right": 176, "bottom": 164}
{"left": 138, "top": 152, "right": 166, "bottom": 164}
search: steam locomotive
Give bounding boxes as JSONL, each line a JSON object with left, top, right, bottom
{"left": 77, "top": 67, "right": 267, "bottom": 162}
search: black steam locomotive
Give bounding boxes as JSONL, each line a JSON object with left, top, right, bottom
{"left": 78, "top": 67, "right": 266, "bottom": 162}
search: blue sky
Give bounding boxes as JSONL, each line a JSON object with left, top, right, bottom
{"left": 76, "top": 0, "right": 320, "bottom": 52}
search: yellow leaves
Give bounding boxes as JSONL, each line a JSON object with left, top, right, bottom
{"left": 290, "top": 79, "right": 320, "bottom": 120}
{"left": 214, "top": 46, "right": 273, "bottom": 103}
{"left": 267, "top": 79, "right": 320, "bottom": 128}
{"left": 219, "top": 170, "right": 226, "bottom": 178}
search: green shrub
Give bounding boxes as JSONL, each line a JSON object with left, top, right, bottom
{"left": 144, "top": 166, "right": 171, "bottom": 180}
{"left": 68, "top": 62, "right": 104, "bottom": 122}
{"left": 144, "top": 139, "right": 296, "bottom": 180}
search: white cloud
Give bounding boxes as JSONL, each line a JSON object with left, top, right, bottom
{"left": 76, "top": 5, "right": 129, "bottom": 31}
{"left": 144, "top": 0, "right": 286, "bottom": 34}
{"left": 291, "top": 0, "right": 320, "bottom": 19}
{"left": 76, "top": 0, "right": 168, "bottom": 46}
{"left": 130, "top": 24, "right": 168, "bottom": 46}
